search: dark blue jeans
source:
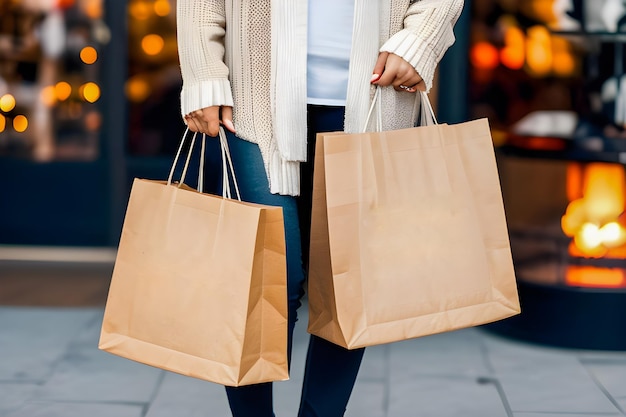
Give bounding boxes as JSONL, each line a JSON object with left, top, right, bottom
{"left": 211, "top": 106, "right": 365, "bottom": 417}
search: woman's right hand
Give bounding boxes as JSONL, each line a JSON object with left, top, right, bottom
{"left": 184, "top": 105, "right": 235, "bottom": 136}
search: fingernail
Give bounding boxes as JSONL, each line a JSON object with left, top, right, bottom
{"left": 370, "top": 73, "right": 380, "bottom": 83}
{"left": 223, "top": 119, "right": 236, "bottom": 132}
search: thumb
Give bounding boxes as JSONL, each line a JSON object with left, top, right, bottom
{"left": 371, "top": 52, "right": 388, "bottom": 83}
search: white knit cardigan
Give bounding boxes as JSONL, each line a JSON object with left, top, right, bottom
{"left": 177, "top": 0, "right": 464, "bottom": 195}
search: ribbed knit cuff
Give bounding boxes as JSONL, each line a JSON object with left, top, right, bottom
{"left": 380, "top": 29, "right": 437, "bottom": 92}
{"left": 180, "top": 79, "right": 234, "bottom": 117}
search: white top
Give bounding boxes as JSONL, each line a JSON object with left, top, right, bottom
{"left": 177, "top": 0, "right": 464, "bottom": 195}
{"left": 307, "top": 0, "right": 355, "bottom": 106}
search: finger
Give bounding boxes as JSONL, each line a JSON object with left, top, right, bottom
{"left": 371, "top": 52, "right": 388, "bottom": 84}
{"left": 185, "top": 115, "right": 202, "bottom": 132}
{"left": 202, "top": 107, "right": 221, "bottom": 136}
{"left": 220, "top": 106, "right": 235, "bottom": 133}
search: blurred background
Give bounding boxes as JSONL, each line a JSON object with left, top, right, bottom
{"left": 1, "top": 0, "right": 626, "bottom": 350}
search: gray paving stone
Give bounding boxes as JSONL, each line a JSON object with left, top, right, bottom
{"left": 514, "top": 414, "right": 622, "bottom": 417}
{"left": 33, "top": 311, "right": 164, "bottom": 403}
{"left": 145, "top": 372, "right": 230, "bottom": 417}
{"left": 0, "top": 383, "right": 37, "bottom": 416}
{"left": 583, "top": 362, "right": 626, "bottom": 400}
{"left": 483, "top": 337, "right": 621, "bottom": 414}
{"left": 4, "top": 402, "right": 143, "bottom": 417}
{"left": 0, "top": 307, "right": 99, "bottom": 381}
{"left": 346, "top": 380, "right": 386, "bottom": 417}
{"left": 495, "top": 371, "right": 620, "bottom": 414}
{"left": 388, "top": 328, "right": 491, "bottom": 378}
{"left": 387, "top": 375, "right": 507, "bottom": 417}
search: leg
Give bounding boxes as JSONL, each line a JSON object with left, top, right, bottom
{"left": 221, "top": 133, "right": 306, "bottom": 417}
{"left": 297, "top": 106, "right": 366, "bottom": 417}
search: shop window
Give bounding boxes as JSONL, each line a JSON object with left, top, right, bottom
{"left": 0, "top": 0, "right": 106, "bottom": 162}
{"left": 126, "top": 0, "right": 182, "bottom": 157}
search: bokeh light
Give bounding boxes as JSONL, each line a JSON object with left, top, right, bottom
{"left": 141, "top": 34, "right": 165, "bottom": 56}
{"left": 470, "top": 41, "right": 499, "bottom": 70}
{"left": 80, "top": 82, "right": 101, "bottom": 103}
{"left": 125, "top": 76, "right": 151, "bottom": 102}
{"left": 154, "top": 0, "right": 171, "bottom": 16}
{"left": 129, "top": 1, "right": 151, "bottom": 20}
{"left": 40, "top": 86, "right": 58, "bottom": 107}
{"left": 13, "top": 115, "right": 28, "bottom": 133}
{"left": 55, "top": 82, "right": 72, "bottom": 101}
{"left": 80, "top": 46, "right": 98, "bottom": 64}
{"left": 0, "top": 94, "right": 16, "bottom": 112}
{"left": 0, "top": 114, "right": 5, "bottom": 132}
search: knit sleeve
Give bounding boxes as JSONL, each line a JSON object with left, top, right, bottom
{"left": 380, "top": 0, "right": 464, "bottom": 92}
{"left": 176, "top": 0, "right": 234, "bottom": 116}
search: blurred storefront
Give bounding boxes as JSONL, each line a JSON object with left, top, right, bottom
{"left": 0, "top": 0, "right": 184, "bottom": 246}
{"left": 467, "top": 0, "right": 626, "bottom": 349}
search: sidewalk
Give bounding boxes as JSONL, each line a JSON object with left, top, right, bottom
{"left": 1, "top": 302, "right": 626, "bottom": 417}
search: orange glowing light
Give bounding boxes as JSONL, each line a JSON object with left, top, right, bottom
{"left": 530, "top": 0, "right": 557, "bottom": 24}
{"left": 0, "top": 94, "right": 16, "bottom": 112}
{"left": 82, "top": 0, "right": 103, "bottom": 19}
{"left": 470, "top": 42, "right": 499, "bottom": 70}
{"left": 40, "top": 86, "right": 57, "bottom": 107}
{"left": 125, "top": 76, "right": 151, "bottom": 102}
{"left": 56, "top": 0, "right": 75, "bottom": 9}
{"left": 129, "top": 1, "right": 151, "bottom": 20}
{"left": 80, "top": 82, "right": 101, "bottom": 103}
{"left": 562, "top": 163, "right": 626, "bottom": 257}
{"left": 80, "top": 46, "right": 98, "bottom": 64}
{"left": 566, "top": 163, "right": 584, "bottom": 201}
{"left": 0, "top": 114, "right": 5, "bottom": 132}
{"left": 55, "top": 82, "right": 72, "bottom": 101}
{"left": 526, "top": 26, "right": 552, "bottom": 76}
{"left": 141, "top": 34, "right": 165, "bottom": 56}
{"left": 13, "top": 115, "right": 28, "bottom": 132}
{"left": 566, "top": 266, "right": 626, "bottom": 288}
{"left": 501, "top": 26, "right": 525, "bottom": 70}
{"left": 154, "top": 0, "right": 171, "bottom": 16}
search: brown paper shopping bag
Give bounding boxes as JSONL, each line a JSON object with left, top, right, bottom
{"left": 308, "top": 92, "right": 520, "bottom": 349}
{"left": 99, "top": 130, "right": 288, "bottom": 386}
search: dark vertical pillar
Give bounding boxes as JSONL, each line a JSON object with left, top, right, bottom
{"left": 102, "top": 1, "right": 129, "bottom": 246}
{"left": 437, "top": 0, "right": 471, "bottom": 124}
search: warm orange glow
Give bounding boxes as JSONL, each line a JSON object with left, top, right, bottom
{"left": 583, "top": 164, "right": 625, "bottom": 223}
{"left": 526, "top": 26, "right": 552, "bottom": 76}
{"left": 0, "top": 94, "right": 16, "bottom": 112}
{"left": 129, "top": 1, "right": 152, "bottom": 20}
{"left": 0, "top": 114, "right": 5, "bottom": 132}
{"left": 501, "top": 26, "right": 525, "bottom": 70}
{"left": 40, "top": 86, "right": 57, "bottom": 107}
{"left": 470, "top": 42, "right": 499, "bottom": 70}
{"left": 55, "top": 82, "right": 72, "bottom": 101}
{"left": 530, "top": 0, "right": 557, "bottom": 24}
{"left": 80, "top": 82, "right": 101, "bottom": 103}
{"left": 80, "top": 46, "right": 98, "bottom": 64}
{"left": 125, "top": 76, "right": 151, "bottom": 102}
{"left": 81, "top": 0, "right": 103, "bottom": 19}
{"left": 141, "top": 34, "right": 165, "bottom": 56}
{"left": 154, "top": 0, "right": 171, "bottom": 16}
{"left": 566, "top": 266, "right": 626, "bottom": 288}
{"left": 552, "top": 37, "right": 575, "bottom": 76}
{"left": 84, "top": 111, "right": 102, "bottom": 131}
{"left": 56, "top": 0, "right": 75, "bottom": 9}
{"left": 566, "top": 163, "right": 583, "bottom": 201}
{"left": 13, "top": 115, "right": 28, "bottom": 132}
{"left": 562, "top": 163, "right": 626, "bottom": 257}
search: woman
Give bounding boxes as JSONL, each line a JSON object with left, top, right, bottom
{"left": 177, "top": 1, "right": 464, "bottom": 416}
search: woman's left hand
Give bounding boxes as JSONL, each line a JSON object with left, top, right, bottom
{"left": 371, "top": 52, "right": 424, "bottom": 93}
